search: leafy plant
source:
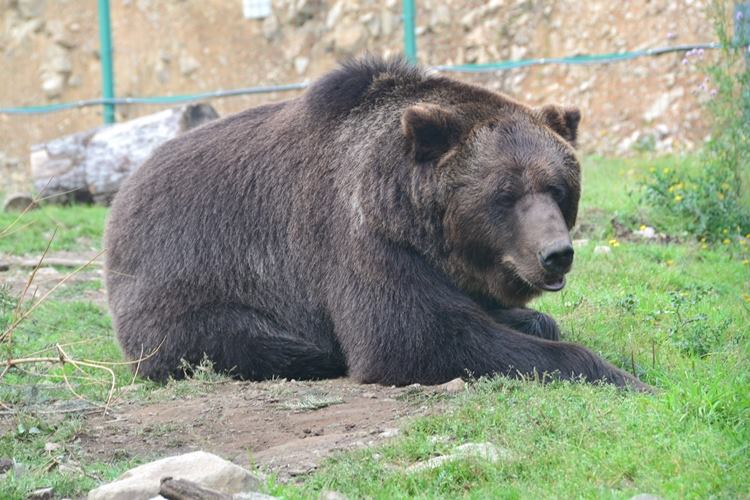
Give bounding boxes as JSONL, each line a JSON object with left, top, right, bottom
{"left": 641, "top": 1, "right": 750, "bottom": 242}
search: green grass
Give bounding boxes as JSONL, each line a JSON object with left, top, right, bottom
{"left": 1, "top": 155, "right": 749, "bottom": 499}
{"left": 0, "top": 203, "right": 107, "bottom": 255}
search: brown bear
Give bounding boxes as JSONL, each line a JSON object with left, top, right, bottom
{"left": 105, "top": 57, "right": 647, "bottom": 390}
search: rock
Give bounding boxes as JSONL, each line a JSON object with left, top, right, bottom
{"left": 379, "top": 428, "right": 400, "bottom": 438}
{"left": 634, "top": 226, "right": 656, "bottom": 239}
{"left": 45, "top": 44, "right": 73, "bottom": 74}
{"left": 293, "top": 56, "right": 309, "bottom": 75}
{"left": 430, "top": 5, "right": 451, "bottom": 29}
{"left": 0, "top": 458, "right": 12, "bottom": 474}
{"left": 332, "top": 23, "right": 368, "bottom": 56}
{"left": 3, "top": 193, "right": 36, "bottom": 212}
{"left": 44, "top": 442, "right": 61, "bottom": 452}
{"left": 593, "top": 245, "right": 612, "bottom": 255}
{"left": 283, "top": 29, "right": 315, "bottom": 60}
{"left": 87, "top": 451, "right": 262, "bottom": 500}
{"left": 438, "top": 377, "right": 465, "bottom": 393}
{"left": 643, "top": 87, "right": 684, "bottom": 122}
{"left": 179, "top": 52, "right": 200, "bottom": 76}
{"left": 380, "top": 8, "right": 397, "bottom": 37}
{"left": 261, "top": 14, "right": 280, "bottom": 41}
{"left": 41, "top": 72, "right": 65, "bottom": 98}
{"left": 233, "top": 493, "right": 277, "bottom": 499}
{"left": 8, "top": 19, "right": 44, "bottom": 46}
{"left": 407, "top": 442, "right": 512, "bottom": 472}
{"left": 510, "top": 45, "right": 527, "bottom": 60}
{"left": 617, "top": 130, "right": 641, "bottom": 154}
{"left": 289, "top": 0, "right": 323, "bottom": 26}
{"left": 325, "top": 1, "right": 345, "bottom": 30}
{"left": 361, "top": 13, "right": 381, "bottom": 38}
{"left": 319, "top": 491, "right": 348, "bottom": 500}
{"left": 46, "top": 19, "right": 76, "bottom": 48}
{"left": 28, "top": 487, "right": 54, "bottom": 500}
{"left": 17, "top": 0, "right": 46, "bottom": 18}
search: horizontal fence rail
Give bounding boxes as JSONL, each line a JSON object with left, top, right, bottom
{"left": 0, "top": 43, "right": 720, "bottom": 116}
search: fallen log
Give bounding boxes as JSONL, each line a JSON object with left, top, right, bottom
{"left": 31, "top": 104, "right": 218, "bottom": 204}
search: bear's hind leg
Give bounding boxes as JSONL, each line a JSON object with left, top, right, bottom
{"left": 117, "top": 304, "right": 346, "bottom": 382}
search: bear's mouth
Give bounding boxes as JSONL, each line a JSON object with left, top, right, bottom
{"left": 539, "top": 275, "right": 566, "bottom": 292}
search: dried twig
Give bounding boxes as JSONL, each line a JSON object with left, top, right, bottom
{"left": 7, "top": 226, "right": 58, "bottom": 348}
{"left": 0, "top": 249, "right": 106, "bottom": 344}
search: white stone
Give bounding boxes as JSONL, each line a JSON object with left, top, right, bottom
{"left": 87, "top": 451, "right": 262, "bottom": 500}
{"left": 293, "top": 56, "right": 309, "bottom": 75}
{"left": 643, "top": 87, "right": 684, "bottom": 122}
{"left": 407, "top": 443, "right": 512, "bottom": 472}
{"left": 325, "top": 1, "right": 344, "bottom": 30}
{"left": 45, "top": 45, "right": 72, "bottom": 74}
{"left": 179, "top": 52, "right": 200, "bottom": 76}
{"left": 635, "top": 226, "right": 656, "bottom": 239}
{"left": 41, "top": 73, "right": 65, "bottom": 98}
{"left": 593, "top": 245, "right": 612, "bottom": 255}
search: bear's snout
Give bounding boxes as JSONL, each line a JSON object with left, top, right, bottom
{"left": 538, "top": 240, "right": 574, "bottom": 275}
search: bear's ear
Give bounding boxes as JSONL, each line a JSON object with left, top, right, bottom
{"left": 401, "top": 104, "right": 463, "bottom": 163}
{"left": 538, "top": 105, "right": 581, "bottom": 147}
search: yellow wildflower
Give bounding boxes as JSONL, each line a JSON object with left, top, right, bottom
{"left": 743, "top": 293, "right": 750, "bottom": 303}
{"left": 721, "top": 182, "right": 730, "bottom": 190}
{"left": 723, "top": 228, "right": 729, "bottom": 235}
{"left": 665, "top": 259, "right": 674, "bottom": 266}
{"left": 674, "top": 195, "right": 683, "bottom": 202}
{"left": 608, "top": 239, "right": 620, "bottom": 248}
{"left": 639, "top": 225, "right": 647, "bottom": 231}
{"left": 740, "top": 239, "right": 748, "bottom": 247}
{"left": 662, "top": 167, "right": 671, "bottom": 174}
{"left": 718, "top": 192, "right": 725, "bottom": 200}
{"left": 701, "top": 243, "right": 709, "bottom": 250}
{"left": 743, "top": 259, "right": 750, "bottom": 266}
{"left": 649, "top": 167, "right": 656, "bottom": 173}
{"left": 723, "top": 238, "right": 731, "bottom": 245}
{"left": 746, "top": 233, "right": 750, "bottom": 239}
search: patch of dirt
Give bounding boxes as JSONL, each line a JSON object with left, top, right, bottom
{"left": 79, "top": 378, "right": 442, "bottom": 480}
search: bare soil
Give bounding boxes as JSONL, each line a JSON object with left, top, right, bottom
{"left": 80, "top": 378, "right": 439, "bottom": 480}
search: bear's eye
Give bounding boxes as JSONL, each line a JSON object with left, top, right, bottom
{"left": 548, "top": 185, "right": 566, "bottom": 204}
{"left": 494, "top": 191, "right": 516, "bottom": 209}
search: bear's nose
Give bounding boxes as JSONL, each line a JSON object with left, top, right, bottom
{"left": 539, "top": 241, "right": 574, "bottom": 275}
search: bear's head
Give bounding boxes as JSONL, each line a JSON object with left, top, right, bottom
{"left": 402, "top": 100, "right": 581, "bottom": 307}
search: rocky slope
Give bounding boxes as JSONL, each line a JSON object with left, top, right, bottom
{"left": 1, "top": 0, "right": 720, "bottom": 191}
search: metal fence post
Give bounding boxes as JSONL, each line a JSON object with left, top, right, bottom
{"left": 403, "top": 0, "right": 417, "bottom": 64}
{"left": 98, "top": 0, "right": 115, "bottom": 124}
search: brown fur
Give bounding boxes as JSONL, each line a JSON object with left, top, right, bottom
{"left": 105, "top": 57, "right": 647, "bottom": 390}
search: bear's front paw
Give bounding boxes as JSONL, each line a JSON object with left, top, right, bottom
{"left": 489, "top": 308, "right": 561, "bottom": 341}
{"left": 524, "top": 311, "right": 561, "bottom": 341}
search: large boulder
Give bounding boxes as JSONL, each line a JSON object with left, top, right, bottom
{"left": 87, "top": 451, "right": 263, "bottom": 500}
